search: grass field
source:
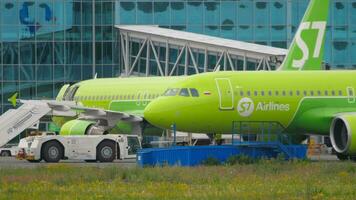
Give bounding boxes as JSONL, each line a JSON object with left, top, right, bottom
{"left": 0, "top": 160, "right": 355, "bottom": 200}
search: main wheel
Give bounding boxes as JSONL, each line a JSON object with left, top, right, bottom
{"left": 42, "top": 141, "right": 63, "bottom": 163}
{"left": 350, "top": 156, "right": 356, "bottom": 162}
{"left": 0, "top": 151, "right": 11, "bottom": 157}
{"left": 96, "top": 141, "right": 116, "bottom": 162}
{"left": 336, "top": 153, "right": 349, "bottom": 161}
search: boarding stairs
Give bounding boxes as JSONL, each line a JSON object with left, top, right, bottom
{"left": 232, "top": 121, "right": 303, "bottom": 160}
{"left": 0, "top": 100, "right": 77, "bottom": 147}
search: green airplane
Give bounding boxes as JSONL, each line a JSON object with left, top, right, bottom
{"left": 4, "top": 0, "right": 327, "bottom": 146}
{"left": 52, "top": 76, "right": 185, "bottom": 136}
{"left": 144, "top": 0, "right": 356, "bottom": 160}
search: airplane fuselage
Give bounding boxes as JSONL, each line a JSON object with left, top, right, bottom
{"left": 144, "top": 71, "right": 356, "bottom": 136}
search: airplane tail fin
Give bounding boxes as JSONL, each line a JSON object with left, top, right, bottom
{"left": 278, "top": 0, "right": 329, "bottom": 70}
{"left": 8, "top": 93, "right": 18, "bottom": 107}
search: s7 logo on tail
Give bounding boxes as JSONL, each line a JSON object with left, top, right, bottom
{"left": 293, "top": 21, "right": 326, "bottom": 69}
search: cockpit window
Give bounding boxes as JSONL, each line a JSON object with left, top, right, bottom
{"left": 64, "top": 86, "right": 79, "bottom": 101}
{"left": 62, "top": 86, "right": 71, "bottom": 101}
{"left": 189, "top": 88, "right": 199, "bottom": 97}
{"left": 164, "top": 88, "right": 179, "bottom": 96}
{"left": 179, "top": 88, "right": 190, "bottom": 97}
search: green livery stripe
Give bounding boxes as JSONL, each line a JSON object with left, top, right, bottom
{"left": 286, "top": 97, "right": 355, "bottom": 135}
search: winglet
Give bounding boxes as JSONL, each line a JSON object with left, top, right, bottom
{"left": 8, "top": 93, "right": 18, "bottom": 107}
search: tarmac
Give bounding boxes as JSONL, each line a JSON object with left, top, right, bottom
{"left": 0, "top": 157, "right": 137, "bottom": 169}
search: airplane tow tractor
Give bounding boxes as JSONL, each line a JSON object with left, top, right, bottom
{"left": 16, "top": 134, "right": 141, "bottom": 163}
{"left": 0, "top": 99, "right": 142, "bottom": 163}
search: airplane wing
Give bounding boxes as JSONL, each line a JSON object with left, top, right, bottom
{"left": 71, "top": 105, "right": 143, "bottom": 127}
{"left": 16, "top": 99, "right": 143, "bottom": 127}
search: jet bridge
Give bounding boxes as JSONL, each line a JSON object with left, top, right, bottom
{"left": 116, "top": 25, "right": 287, "bottom": 76}
{"left": 0, "top": 100, "right": 77, "bottom": 147}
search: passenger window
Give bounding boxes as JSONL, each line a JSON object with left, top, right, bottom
{"left": 331, "top": 90, "right": 335, "bottom": 96}
{"left": 282, "top": 91, "right": 286, "bottom": 96}
{"left": 317, "top": 91, "right": 321, "bottom": 96}
{"left": 347, "top": 87, "right": 354, "bottom": 96}
{"left": 164, "top": 88, "right": 179, "bottom": 96}
{"left": 303, "top": 91, "right": 307, "bottom": 96}
{"left": 324, "top": 90, "right": 328, "bottom": 96}
{"left": 268, "top": 91, "right": 272, "bottom": 96}
{"left": 239, "top": 91, "right": 244, "bottom": 96}
{"left": 261, "top": 91, "right": 265, "bottom": 96}
{"left": 190, "top": 88, "right": 199, "bottom": 97}
{"left": 310, "top": 91, "right": 314, "bottom": 96}
{"left": 296, "top": 90, "right": 300, "bottom": 96}
{"left": 275, "top": 91, "right": 279, "bottom": 96}
{"left": 289, "top": 91, "right": 293, "bottom": 96}
{"left": 338, "top": 90, "right": 342, "bottom": 96}
{"left": 179, "top": 88, "right": 190, "bottom": 97}
{"left": 247, "top": 91, "right": 251, "bottom": 96}
{"left": 254, "top": 91, "right": 258, "bottom": 96}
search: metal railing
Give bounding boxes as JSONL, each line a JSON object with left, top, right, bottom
{"left": 231, "top": 121, "right": 291, "bottom": 145}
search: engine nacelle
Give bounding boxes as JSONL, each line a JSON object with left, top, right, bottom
{"left": 330, "top": 115, "right": 356, "bottom": 155}
{"left": 60, "top": 120, "right": 106, "bottom": 135}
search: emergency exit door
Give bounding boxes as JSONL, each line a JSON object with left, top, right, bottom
{"left": 347, "top": 87, "right": 355, "bottom": 103}
{"left": 215, "top": 78, "right": 234, "bottom": 110}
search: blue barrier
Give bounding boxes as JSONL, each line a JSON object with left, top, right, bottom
{"left": 137, "top": 144, "right": 307, "bottom": 167}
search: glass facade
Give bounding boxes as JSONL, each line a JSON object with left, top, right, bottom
{"left": 0, "top": 0, "right": 356, "bottom": 113}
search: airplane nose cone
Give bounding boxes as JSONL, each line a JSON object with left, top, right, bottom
{"left": 144, "top": 100, "right": 164, "bottom": 127}
{"left": 144, "top": 99, "right": 174, "bottom": 129}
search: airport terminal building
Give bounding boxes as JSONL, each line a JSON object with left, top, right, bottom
{"left": 0, "top": 0, "right": 355, "bottom": 114}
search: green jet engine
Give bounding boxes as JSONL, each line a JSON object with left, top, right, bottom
{"left": 330, "top": 115, "right": 356, "bottom": 156}
{"left": 60, "top": 119, "right": 106, "bottom": 135}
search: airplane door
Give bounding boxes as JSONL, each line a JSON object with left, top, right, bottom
{"left": 215, "top": 78, "right": 234, "bottom": 110}
{"left": 346, "top": 87, "right": 355, "bottom": 103}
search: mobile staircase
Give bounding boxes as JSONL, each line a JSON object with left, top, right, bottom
{"left": 0, "top": 100, "right": 77, "bottom": 147}
{"left": 232, "top": 121, "right": 306, "bottom": 160}
{"left": 137, "top": 121, "right": 307, "bottom": 167}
